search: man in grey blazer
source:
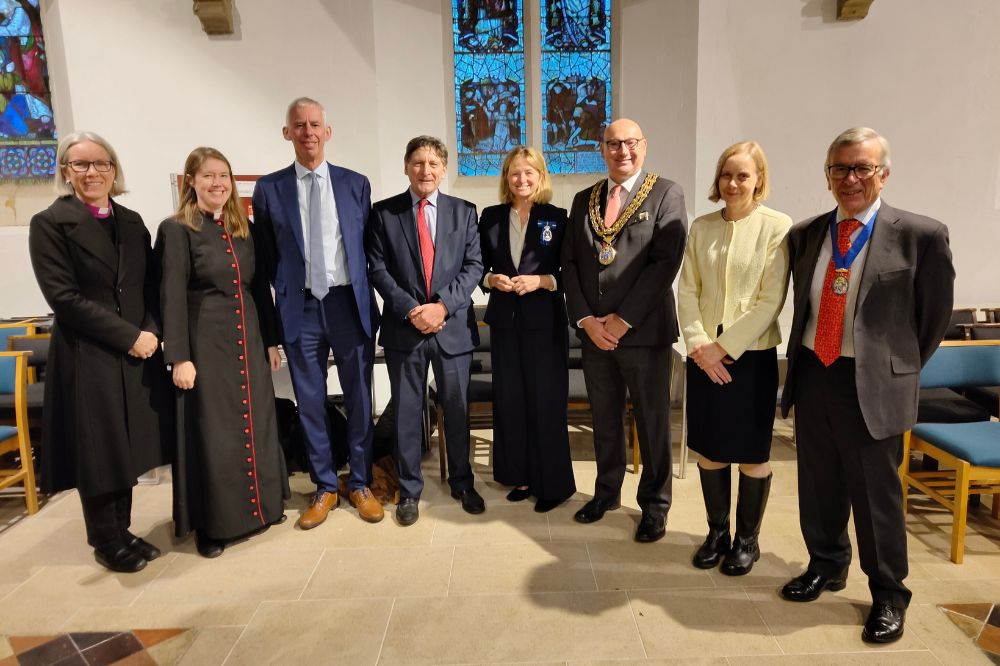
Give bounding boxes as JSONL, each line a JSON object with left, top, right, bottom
{"left": 562, "top": 118, "right": 687, "bottom": 542}
{"left": 779, "top": 127, "right": 954, "bottom": 644}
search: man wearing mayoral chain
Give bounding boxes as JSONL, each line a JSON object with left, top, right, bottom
{"left": 779, "top": 127, "right": 954, "bottom": 644}
{"left": 561, "top": 118, "right": 687, "bottom": 543}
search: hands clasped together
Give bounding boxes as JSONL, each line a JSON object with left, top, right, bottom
{"left": 690, "top": 341, "right": 733, "bottom": 385}
{"left": 408, "top": 301, "right": 449, "bottom": 335}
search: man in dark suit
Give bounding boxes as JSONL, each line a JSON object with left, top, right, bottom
{"left": 253, "top": 97, "right": 382, "bottom": 528}
{"left": 779, "top": 127, "right": 954, "bottom": 644}
{"left": 562, "top": 118, "right": 687, "bottom": 543}
{"left": 366, "top": 135, "right": 485, "bottom": 526}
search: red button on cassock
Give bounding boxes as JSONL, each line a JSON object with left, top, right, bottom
{"left": 245, "top": 443, "right": 250, "bottom": 449}
{"left": 242, "top": 399, "right": 248, "bottom": 405}
{"left": 246, "top": 457, "right": 251, "bottom": 463}
{"left": 247, "top": 471, "right": 253, "bottom": 477}
{"left": 243, "top": 414, "right": 249, "bottom": 419}
{"left": 239, "top": 355, "right": 244, "bottom": 360}
{"left": 235, "top": 309, "right": 241, "bottom": 314}
{"left": 232, "top": 280, "right": 238, "bottom": 284}
{"left": 231, "top": 264, "right": 236, "bottom": 268}
{"left": 240, "top": 370, "right": 245, "bottom": 375}
{"left": 253, "top": 511, "right": 258, "bottom": 517}
{"left": 226, "top": 248, "right": 232, "bottom": 254}
{"left": 237, "top": 340, "right": 243, "bottom": 346}
{"left": 222, "top": 234, "right": 228, "bottom": 240}
{"left": 251, "top": 498, "right": 257, "bottom": 504}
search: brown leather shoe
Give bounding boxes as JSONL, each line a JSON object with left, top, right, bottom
{"left": 297, "top": 491, "right": 338, "bottom": 529}
{"left": 349, "top": 487, "right": 385, "bottom": 523}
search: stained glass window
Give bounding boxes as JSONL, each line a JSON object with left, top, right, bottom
{"left": 540, "top": 0, "right": 611, "bottom": 174}
{"left": 452, "top": 0, "right": 526, "bottom": 176}
{"left": 0, "top": 1, "right": 54, "bottom": 182}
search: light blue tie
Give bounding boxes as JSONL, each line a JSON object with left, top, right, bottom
{"left": 307, "top": 172, "right": 328, "bottom": 300}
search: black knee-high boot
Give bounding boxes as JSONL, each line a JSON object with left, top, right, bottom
{"left": 721, "top": 471, "right": 772, "bottom": 576}
{"left": 692, "top": 466, "right": 731, "bottom": 569}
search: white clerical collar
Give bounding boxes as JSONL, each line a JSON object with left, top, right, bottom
{"left": 608, "top": 170, "right": 642, "bottom": 194}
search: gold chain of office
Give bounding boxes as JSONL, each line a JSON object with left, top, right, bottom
{"left": 588, "top": 172, "right": 659, "bottom": 242}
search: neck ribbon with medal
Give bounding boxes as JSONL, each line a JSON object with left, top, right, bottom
{"left": 829, "top": 208, "right": 876, "bottom": 296}
{"left": 588, "top": 173, "right": 658, "bottom": 265}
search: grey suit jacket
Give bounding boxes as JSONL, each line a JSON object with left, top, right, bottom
{"left": 561, "top": 173, "right": 688, "bottom": 348}
{"left": 780, "top": 202, "right": 955, "bottom": 440}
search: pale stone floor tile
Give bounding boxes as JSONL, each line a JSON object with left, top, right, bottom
{"left": 0, "top": 636, "right": 11, "bottom": 659}
{"left": 569, "top": 659, "right": 728, "bottom": 666}
{"left": 629, "top": 588, "right": 781, "bottom": 659}
{"left": 0, "top": 515, "right": 94, "bottom": 565}
{"left": 905, "top": 602, "right": 996, "bottom": 665}
{"left": 548, "top": 502, "right": 644, "bottom": 543}
{"left": 176, "top": 626, "right": 244, "bottom": 666}
{"left": 379, "top": 592, "right": 644, "bottom": 665}
{"left": 430, "top": 504, "right": 551, "bottom": 545}
{"left": 226, "top": 598, "right": 392, "bottom": 665}
{"left": 143, "top": 627, "right": 197, "bottom": 665}
{"left": 3, "top": 555, "right": 174, "bottom": 608}
{"left": 303, "top": 545, "right": 453, "bottom": 599}
{"left": 135, "top": 549, "right": 322, "bottom": 605}
{"left": 449, "top": 541, "right": 596, "bottom": 595}
{"left": 588, "top": 538, "right": 714, "bottom": 591}
{"left": 0, "top": 602, "right": 78, "bottom": 634}
{"left": 58, "top": 601, "right": 259, "bottom": 631}
{"left": 727, "top": 652, "right": 941, "bottom": 665}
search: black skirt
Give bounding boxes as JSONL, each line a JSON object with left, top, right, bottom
{"left": 686, "top": 347, "right": 778, "bottom": 464}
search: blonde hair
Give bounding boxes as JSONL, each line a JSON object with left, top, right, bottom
{"left": 498, "top": 146, "right": 553, "bottom": 205}
{"left": 54, "top": 131, "right": 128, "bottom": 197}
{"left": 175, "top": 147, "right": 248, "bottom": 239}
{"left": 708, "top": 140, "right": 770, "bottom": 203}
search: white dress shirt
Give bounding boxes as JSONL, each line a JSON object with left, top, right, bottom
{"left": 295, "top": 161, "right": 349, "bottom": 288}
{"left": 482, "top": 207, "right": 556, "bottom": 291}
{"left": 409, "top": 189, "right": 439, "bottom": 243}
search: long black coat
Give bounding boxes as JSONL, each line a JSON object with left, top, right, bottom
{"left": 28, "top": 196, "right": 171, "bottom": 496}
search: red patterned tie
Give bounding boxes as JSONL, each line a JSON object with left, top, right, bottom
{"left": 814, "top": 218, "right": 862, "bottom": 366}
{"left": 416, "top": 198, "right": 434, "bottom": 299}
{"left": 603, "top": 184, "right": 622, "bottom": 229}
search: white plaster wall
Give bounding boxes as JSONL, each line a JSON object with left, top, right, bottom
{"left": 2, "top": 0, "right": 997, "bottom": 319}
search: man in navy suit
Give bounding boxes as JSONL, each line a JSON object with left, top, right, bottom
{"left": 253, "top": 97, "right": 383, "bottom": 528}
{"left": 366, "top": 135, "right": 485, "bottom": 526}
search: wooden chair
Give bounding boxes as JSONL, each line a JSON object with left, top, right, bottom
{"left": 0, "top": 352, "right": 40, "bottom": 514}
{"left": 0, "top": 323, "right": 36, "bottom": 355}
{"left": 900, "top": 340, "right": 1000, "bottom": 563}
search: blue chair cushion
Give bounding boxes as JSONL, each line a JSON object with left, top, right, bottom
{"left": 911, "top": 422, "right": 1000, "bottom": 467}
{"left": 0, "top": 425, "right": 17, "bottom": 441}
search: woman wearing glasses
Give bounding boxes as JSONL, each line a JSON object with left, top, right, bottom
{"left": 678, "top": 141, "right": 791, "bottom": 575}
{"left": 479, "top": 146, "right": 576, "bottom": 512}
{"left": 156, "top": 147, "right": 288, "bottom": 558}
{"left": 29, "top": 131, "right": 170, "bottom": 573}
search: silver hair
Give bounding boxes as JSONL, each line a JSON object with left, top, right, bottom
{"left": 826, "top": 126, "right": 892, "bottom": 173}
{"left": 54, "top": 131, "right": 127, "bottom": 196}
{"left": 285, "top": 96, "right": 328, "bottom": 126}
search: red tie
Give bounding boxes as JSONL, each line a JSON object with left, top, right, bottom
{"left": 604, "top": 184, "right": 622, "bottom": 229}
{"left": 416, "top": 198, "right": 434, "bottom": 299}
{"left": 814, "top": 218, "right": 863, "bottom": 366}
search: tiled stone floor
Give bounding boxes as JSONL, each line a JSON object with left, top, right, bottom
{"left": 0, "top": 418, "right": 999, "bottom": 665}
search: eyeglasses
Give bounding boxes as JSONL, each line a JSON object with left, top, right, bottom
{"left": 604, "top": 138, "right": 644, "bottom": 152}
{"left": 64, "top": 160, "right": 114, "bottom": 173}
{"left": 826, "top": 163, "right": 881, "bottom": 180}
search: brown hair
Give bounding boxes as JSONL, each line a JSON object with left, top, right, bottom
{"left": 404, "top": 135, "right": 448, "bottom": 165}
{"left": 176, "top": 147, "right": 248, "bottom": 239}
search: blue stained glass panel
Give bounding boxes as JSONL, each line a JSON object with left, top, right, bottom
{"left": 0, "top": 1, "right": 55, "bottom": 181}
{"left": 453, "top": 0, "right": 525, "bottom": 176}
{"left": 541, "top": 0, "right": 611, "bottom": 174}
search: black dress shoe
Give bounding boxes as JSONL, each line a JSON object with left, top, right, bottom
{"left": 634, "top": 512, "right": 666, "bottom": 543}
{"left": 124, "top": 532, "right": 161, "bottom": 561}
{"left": 534, "top": 498, "right": 562, "bottom": 513}
{"left": 95, "top": 546, "right": 147, "bottom": 573}
{"left": 573, "top": 497, "right": 620, "bottom": 524}
{"left": 451, "top": 488, "right": 486, "bottom": 514}
{"left": 270, "top": 513, "right": 288, "bottom": 526}
{"left": 397, "top": 498, "right": 419, "bottom": 525}
{"left": 506, "top": 487, "right": 531, "bottom": 502}
{"left": 780, "top": 571, "right": 846, "bottom": 602}
{"left": 862, "top": 602, "right": 905, "bottom": 644}
{"left": 195, "top": 533, "right": 224, "bottom": 559}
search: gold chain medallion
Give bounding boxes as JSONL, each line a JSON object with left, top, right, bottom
{"left": 587, "top": 173, "right": 658, "bottom": 265}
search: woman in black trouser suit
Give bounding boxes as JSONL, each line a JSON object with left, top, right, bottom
{"left": 479, "top": 146, "right": 576, "bottom": 512}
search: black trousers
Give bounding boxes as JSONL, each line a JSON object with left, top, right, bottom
{"left": 490, "top": 325, "right": 576, "bottom": 502}
{"left": 80, "top": 487, "right": 133, "bottom": 552}
{"left": 385, "top": 338, "right": 473, "bottom": 499}
{"left": 582, "top": 343, "right": 672, "bottom": 518}
{"left": 793, "top": 347, "right": 911, "bottom": 608}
